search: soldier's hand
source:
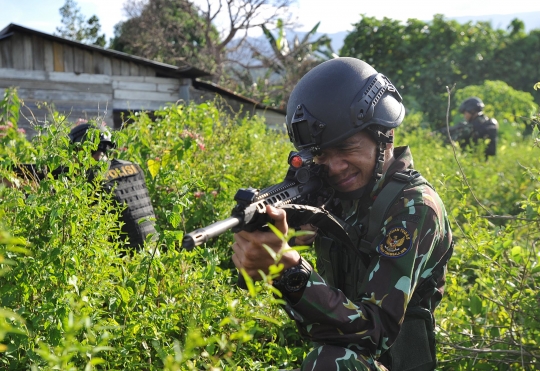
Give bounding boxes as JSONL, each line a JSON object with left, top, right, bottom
{"left": 232, "top": 205, "right": 300, "bottom": 281}
{"left": 294, "top": 224, "right": 318, "bottom": 246}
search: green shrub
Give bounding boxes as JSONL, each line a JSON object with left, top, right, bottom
{"left": 1, "top": 88, "right": 539, "bottom": 370}
{"left": 401, "top": 126, "right": 540, "bottom": 370}
{"left": 453, "top": 80, "right": 539, "bottom": 139}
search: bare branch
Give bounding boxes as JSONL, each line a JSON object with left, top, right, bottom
{"left": 444, "top": 343, "right": 539, "bottom": 359}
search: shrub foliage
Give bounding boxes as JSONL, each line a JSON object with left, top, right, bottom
{"left": 1, "top": 89, "right": 539, "bottom": 370}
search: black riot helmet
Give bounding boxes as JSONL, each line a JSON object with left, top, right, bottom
{"left": 68, "top": 122, "right": 115, "bottom": 153}
{"left": 286, "top": 57, "right": 405, "bottom": 153}
{"left": 459, "top": 97, "right": 484, "bottom": 114}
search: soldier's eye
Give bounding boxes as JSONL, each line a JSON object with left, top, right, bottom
{"left": 314, "top": 153, "right": 326, "bottom": 163}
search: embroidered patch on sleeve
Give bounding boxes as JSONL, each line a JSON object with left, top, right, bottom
{"left": 377, "top": 227, "right": 412, "bottom": 258}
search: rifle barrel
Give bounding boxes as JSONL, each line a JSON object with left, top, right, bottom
{"left": 182, "top": 216, "right": 242, "bottom": 250}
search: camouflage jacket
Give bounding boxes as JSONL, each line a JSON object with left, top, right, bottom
{"left": 282, "top": 146, "right": 453, "bottom": 358}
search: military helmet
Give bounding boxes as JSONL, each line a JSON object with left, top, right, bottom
{"left": 68, "top": 122, "right": 115, "bottom": 152}
{"left": 286, "top": 57, "right": 405, "bottom": 152}
{"left": 459, "top": 97, "right": 485, "bottom": 114}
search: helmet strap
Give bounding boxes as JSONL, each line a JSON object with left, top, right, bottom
{"left": 374, "top": 141, "right": 386, "bottom": 181}
{"left": 365, "top": 125, "right": 394, "bottom": 144}
{"left": 364, "top": 126, "right": 393, "bottom": 182}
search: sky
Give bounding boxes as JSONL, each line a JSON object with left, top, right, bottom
{"left": 1, "top": 0, "right": 539, "bottom": 42}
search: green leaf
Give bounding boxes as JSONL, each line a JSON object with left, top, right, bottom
{"left": 261, "top": 243, "right": 277, "bottom": 262}
{"left": 511, "top": 246, "right": 523, "bottom": 263}
{"left": 168, "top": 212, "right": 181, "bottom": 228}
{"left": 116, "top": 286, "right": 130, "bottom": 304}
{"left": 469, "top": 294, "right": 483, "bottom": 316}
{"left": 240, "top": 269, "right": 256, "bottom": 298}
{"left": 252, "top": 313, "right": 282, "bottom": 326}
{"left": 147, "top": 159, "right": 160, "bottom": 179}
{"left": 266, "top": 223, "right": 284, "bottom": 242}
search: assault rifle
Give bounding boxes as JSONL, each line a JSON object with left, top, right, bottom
{"left": 12, "top": 164, "right": 48, "bottom": 182}
{"left": 430, "top": 122, "right": 468, "bottom": 140}
{"left": 8, "top": 164, "right": 69, "bottom": 182}
{"left": 182, "top": 149, "right": 328, "bottom": 250}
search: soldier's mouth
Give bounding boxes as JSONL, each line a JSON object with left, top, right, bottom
{"left": 333, "top": 172, "right": 359, "bottom": 189}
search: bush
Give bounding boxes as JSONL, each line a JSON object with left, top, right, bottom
{"left": 453, "top": 80, "right": 539, "bottom": 139}
{"left": 1, "top": 88, "right": 539, "bottom": 370}
{"left": 400, "top": 126, "right": 540, "bottom": 370}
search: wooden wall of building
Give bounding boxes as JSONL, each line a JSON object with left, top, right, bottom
{"left": 0, "top": 68, "right": 190, "bottom": 135}
{"left": 0, "top": 33, "right": 157, "bottom": 77}
{"left": 0, "top": 29, "right": 285, "bottom": 136}
{"left": 0, "top": 31, "right": 193, "bottom": 136}
{"left": 189, "top": 86, "right": 286, "bottom": 129}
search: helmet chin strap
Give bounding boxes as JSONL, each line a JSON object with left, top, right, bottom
{"left": 373, "top": 141, "right": 387, "bottom": 181}
{"left": 367, "top": 126, "right": 394, "bottom": 183}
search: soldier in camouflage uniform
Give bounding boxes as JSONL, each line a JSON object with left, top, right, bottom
{"left": 447, "top": 97, "right": 498, "bottom": 158}
{"left": 232, "top": 58, "right": 453, "bottom": 371}
{"left": 68, "top": 122, "right": 158, "bottom": 250}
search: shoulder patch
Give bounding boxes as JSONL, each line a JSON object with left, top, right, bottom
{"left": 377, "top": 227, "right": 412, "bottom": 258}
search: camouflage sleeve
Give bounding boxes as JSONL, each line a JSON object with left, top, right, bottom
{"left": 282, "top": 192, "right": 449, "bottom": 357}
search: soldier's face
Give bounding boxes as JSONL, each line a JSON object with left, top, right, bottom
{"left": 314, "top": 131, "right": 377, "bottom": 193}
{"left": 464, "top": 112, "right": 473, "bottom": 122}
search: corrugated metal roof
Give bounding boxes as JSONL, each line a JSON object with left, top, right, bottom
{"left": 0, "top": 23, "right": 211, "bottom": 78}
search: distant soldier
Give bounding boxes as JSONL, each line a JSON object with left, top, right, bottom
{"left": 68, "top": 122, "right": 158, "bottom": 250}
{"left": 448, "top": 97, "right": 499, "bottom": 157}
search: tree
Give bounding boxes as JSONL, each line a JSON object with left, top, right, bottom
{"left": 110, "top": 0, "right": 295, "bottom": 78}
{"left": 491, "top": 28, "right": 540, "bottom": 109}
{"left": 340, "top": 15, "right": 531, "bottom": 126}
{"left": 55, "top": 0, "right": 106, "bottom": 47}
{"left": 226, "top": 19, "right": 336, "bottom": 108}
{"left": 110, "top": 0, "right": 218, "bottom": 71}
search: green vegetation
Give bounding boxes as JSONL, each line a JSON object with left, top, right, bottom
{"left": 58, "top": 1, "right": 540, "bottom": 118}
{"left": 341, "top": 15, "right": 540, "bottom": 126}
{"left": 1, "top": 88, "right": 540, "bottom": 370}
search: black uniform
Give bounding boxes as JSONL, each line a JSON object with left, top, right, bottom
{"left": 102, "top": 159, "right": 158, "bottom": 249}
{"left": 470, "top": 114, "right": 498, "bottom": 157}
{"left": 448, "top": 114, "right": 499, "bottom": 157}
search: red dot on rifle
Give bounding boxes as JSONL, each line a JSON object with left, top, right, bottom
{"left": 291, "top": 156, "right": 303, "bottom": 168}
